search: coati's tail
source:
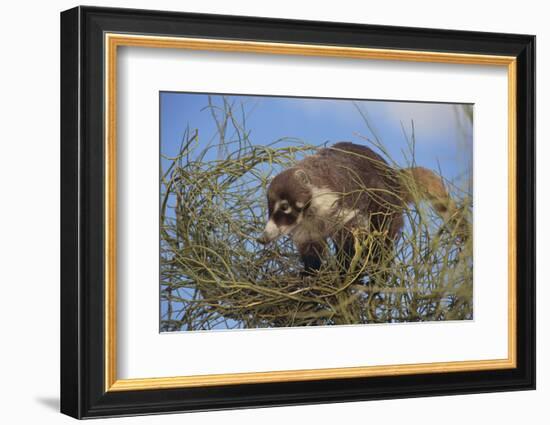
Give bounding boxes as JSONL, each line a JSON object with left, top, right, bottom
{"left": 400, "top": 167, "right": 454, "bottom": 216}
{"left": 398, "top": 167, "right": 467, "bottom": 238}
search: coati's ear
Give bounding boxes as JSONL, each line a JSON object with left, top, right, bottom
{"left": 294, "top": 169, "right": 310, "bottom": 186}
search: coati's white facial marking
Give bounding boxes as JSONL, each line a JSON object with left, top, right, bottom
{"left": 262, "top": 219, "right": 282, "bottom": 241}
{"left": 261, "top": 217, "right": 296, "bottom": 243}
{"left": 272, "top": 200, "right": 292, "bottom": 216}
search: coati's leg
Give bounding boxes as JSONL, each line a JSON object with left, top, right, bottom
{"left": 297, "top": 240, "right": 325, "bottom": 276}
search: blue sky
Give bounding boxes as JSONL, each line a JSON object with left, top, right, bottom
{"left": 160, "top": 92, "right": 473, "bottom": 193}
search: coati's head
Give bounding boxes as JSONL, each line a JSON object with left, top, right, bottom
{"left": 257, "top": 168, "right": 312, "bottom": 244}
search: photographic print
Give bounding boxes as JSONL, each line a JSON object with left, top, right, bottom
{"left": 160, "top": 93, "right": 473, "bottom": 332}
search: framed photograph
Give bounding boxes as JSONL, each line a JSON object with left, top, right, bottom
{"left": 60, "top": 6, "right": 535, "bottom": 419}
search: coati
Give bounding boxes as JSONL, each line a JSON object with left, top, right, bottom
{"left": 257, "top": 142, "right": 457, "bottom": 276}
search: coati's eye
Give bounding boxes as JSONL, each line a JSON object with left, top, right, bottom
{"left": 280, "top": 201, "right": 291, "bottom": 213}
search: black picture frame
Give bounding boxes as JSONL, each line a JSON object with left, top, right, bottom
{"left": 61, "top": 5, "right": 535, "bottom": 419}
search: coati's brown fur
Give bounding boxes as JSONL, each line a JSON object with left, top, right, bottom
{"left": 258, "top": 142, "right": 458, "bottom": 276}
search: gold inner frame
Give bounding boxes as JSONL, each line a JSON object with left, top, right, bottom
{"left": 104, "top": 33, "right": 517, "bottom": 392}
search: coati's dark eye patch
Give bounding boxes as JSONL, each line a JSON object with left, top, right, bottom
{"left": 272, "top": 209, "right": 297, "bottom": 226}
{"left": 279, "top": 200, "right": 291, "bottom": 213}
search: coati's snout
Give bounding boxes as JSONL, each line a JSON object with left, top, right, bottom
{"left": 257, "top": 169, "right": 311, "bottom": 244}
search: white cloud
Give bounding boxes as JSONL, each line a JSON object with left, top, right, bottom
{"left": 374, "top": 102, "right": 472, "bottom": 146}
